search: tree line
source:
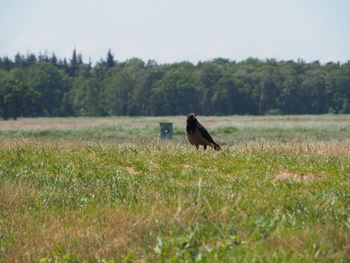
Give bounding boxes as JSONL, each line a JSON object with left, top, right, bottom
{"left": 0, "top": 50, "right": 350, "bottom": 119}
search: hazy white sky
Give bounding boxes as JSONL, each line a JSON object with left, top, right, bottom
{"left": 1, "top": 0, "right": 350, "bottom": 64}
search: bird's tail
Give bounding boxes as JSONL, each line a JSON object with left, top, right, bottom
{"left": 212, "top": 142, "right": 221, "bottom": 151}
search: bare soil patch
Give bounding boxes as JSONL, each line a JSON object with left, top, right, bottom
{"left": 274, "top": 172, "right": 316, "bottom": 182}
{"left": 123, "top": 166, "right": 141, "bottom": 175}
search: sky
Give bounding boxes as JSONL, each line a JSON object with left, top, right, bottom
{"left": 1, "top": 0, "right": 350, "bottom": 64}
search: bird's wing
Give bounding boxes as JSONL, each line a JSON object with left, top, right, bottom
{"left": 197, "top": 122, "right": 215, "bottom": 144}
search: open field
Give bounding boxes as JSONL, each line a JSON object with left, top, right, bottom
{"left": 0, "top": 115, "right": 350, "bottom": 262}
{"left": 1, "top": 114, "right": 350, "bottom": 144}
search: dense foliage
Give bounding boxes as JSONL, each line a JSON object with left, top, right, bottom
{"left": 0, "top": 50, "right": 350, "bottom": 119}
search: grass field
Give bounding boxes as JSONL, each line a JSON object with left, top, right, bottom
{"left": 0, "top": 115, "right": 350, "bottom": 262}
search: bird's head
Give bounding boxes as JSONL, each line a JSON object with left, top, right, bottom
{"left": 187, "top": 113, "right": 198, "bottom": 123}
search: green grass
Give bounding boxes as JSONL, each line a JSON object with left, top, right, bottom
{"left": 0, "top": 115, "right": 350, "bottom": 262}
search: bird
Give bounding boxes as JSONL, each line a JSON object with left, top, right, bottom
{"left": 186, "top": 113, "right": 221, "bottom": 150}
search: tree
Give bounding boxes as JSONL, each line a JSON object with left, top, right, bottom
{"left": 0, "top": 75, "right": 38, "bottom": 120}
{"left": 68, "top": 49, "right": 81, "bottom": 76}
{"left": 50, "top": 53, "right": 58, "bottom": 66}
{"left": 14, "top": 53, "right": 25, "bottom": 68}
{"left": 211, "top": 74, "right": 253, "bottom": 115}
{"left": 106, "top": 49, "right": 116, "bottom": 68}
{"left": 150, "top": 70, "right": 199, "bottom": 115}
{"left": 25, "top": 53, "right": 37, "bottom": 67}
{"left": 197, "top": 61, "right": 224, "bottom": 114}
{"left": 70, "top": 72, "right": 103, "bottom": 116}
{"left": 1, "top": 57, "right": 14, "bottom": 71}
{"left": 26, "top": 63, "right": 69, "bottom": 116}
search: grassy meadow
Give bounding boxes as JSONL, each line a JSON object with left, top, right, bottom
{"left": 0, "top": 115, "right": 350, "bottom": 262}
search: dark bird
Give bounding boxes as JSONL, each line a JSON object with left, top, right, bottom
{"left": 186, "top": 113, "right": 221, "bottom": 150}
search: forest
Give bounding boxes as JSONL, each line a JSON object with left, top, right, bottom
{"left": 0, "top": 50, "right": 350, "bottom": 119}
